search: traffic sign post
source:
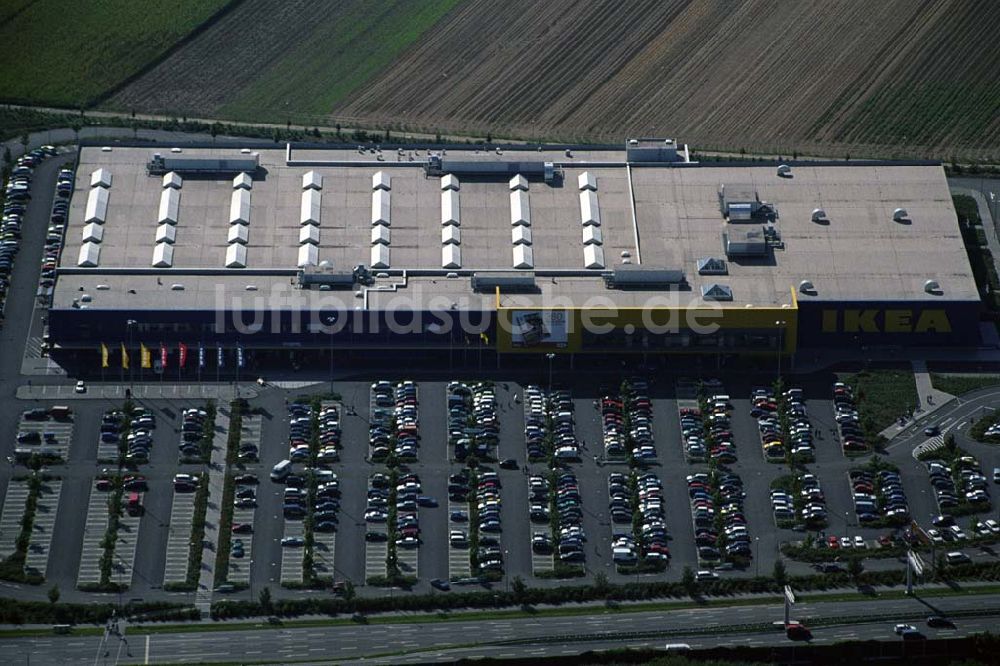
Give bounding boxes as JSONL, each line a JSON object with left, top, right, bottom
{"left": 783, "top": 585, "right": 796, "bottom": 625}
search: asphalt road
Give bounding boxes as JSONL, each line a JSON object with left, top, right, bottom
{"left": 6, "top": 592, "right": 999, "bottom": 665}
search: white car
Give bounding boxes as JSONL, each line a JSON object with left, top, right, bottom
{"left": 840, "top": 537, "right": 852, "bottom": 549}
{"left": 894, "top": 623, "right": 916, "bottom": 635}
{"left": 74, "top": 380, "right": 86, "bottom": 393}
{"left": 854, "top": 536, "right": 866, "bottom": 548}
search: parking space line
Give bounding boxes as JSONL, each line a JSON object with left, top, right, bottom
{"left": 0, "top": 482, "right": 31, "bottom": 559}
{"left": 24, "top": 479, "right": 62, "bottom": 578}
{"left": 76, "top": 487, "right": 109, "bottom": 586}
{"left": 16, "top": 416, "right": 74, "bottom": 463}
{"left": 162, "top": 491, "right": 197, "bottom": 585}
{"left": 447, "top": 499, "right": 471, "bottom": 580}
{"left": 115, "top": 503, "right": 143, "bottom": 589}
{"left": 364, "top": 541, "right": 387, "bottom": 581}
{"left": 280, "top": 520, "right": 305, "bottom": 584}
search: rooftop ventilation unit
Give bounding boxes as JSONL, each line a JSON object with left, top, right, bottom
{"left": 152, "top": 242, "right": 174, "bottom": 268}
{"left": 924, "top": 279, "right": 942, "bottom": 295}
{"left": 297, "top": 244, "right": 318, "bottom": 268}
{"left": 297, "top": 269, "right": 355, "bottom": 289}
{"left": 442, "top": 225, "right": 461, "bottom": 245}
{"left": 85, "top": 186, "right": 109, "bottom": 224}
{"left": 723, "top": 227, "right": 768, "bottom": 257}
{"left": 301, "top": 189, "right": 321, "bottom": 225}
{"left": 799, "top": 279, "right": 816, "bottom": 295}
{"left": 512, "top": 224, "right": 532, "bottom": 246}
{"left": 442, "top": 244, "right": 461, "bottom": 269}
{"left": 582, "top": 224, "right": 603, "bottom": 245}
{"left": 81, "top": 222, "right": 104, "bottom": 244}
{"left": 425, "top": 158, "right": 560, "bottom": 183}
{"left": 155, "top": 223, "right": 176, "bottom": 244}
{"left": 811, "top": 208, "right": 827, "bottom": 222}
{"left": 371, "top": 244, "right": 390, "bottom": 269}
{"left": 513, "top": 244, "right": 534, "bottom": 269}
{"left": 230, "top": 188, "right": 251, "bottom": 225}
{"left": 147, "top": 153, "right": 258, "bottom": 176}
{"left": 371, "top": 189, "right": 390, "bottom": 226}
{"left": 302, "top": 170, "right": 323, "bottom": 190}
{"left": 604, "top": 266, "right": 685, "bottom": 289}
{"left": 227, "top": 223, "right": 249, "bottom": 245}
{"left": 701, "top": 283, "right": 733, "bottom": 301}
{"left": 579, "top": 190, "right": 601, "bottom": 226}
{"left": 162, "top": 171, "right": 182, "bottom": 189}
{"left": 510, "top": 190, "right": 531, "bottom": 226}
{"left": 776, "top": 164, "right": 792, "bottom": 178}
{"left": 90, "top": 168, "right": 112, "bottom": 188}
{"left": 77, "top": 242, "right": 101, "bottom": 267}
{"left": 471, "top": 273, "right": 537, "bottom": 293}
{"left": 232, "top": 172, "right": 253, "bottom": 190}
{"left": 584, "top": 244, "right": 605, "bottom": 269}
{"left": 696, "top": 257, "right": 728, "bottom": 275}
{"left": 158, "top": 188, "right": 180, "bottom": 225}
{"left": 225, "top": 243, "right": 247, "bottom": 268}
{"left": 300, "top": 224, "right": 320, "bottom": 245}
{"left": 893, "top": 207, "right": 909, "bottom": 222}
{"left": 578, "top": 171, "right": 597, "bottom": 191}
{"left": 372, "top": 171, "right": 391, "bottom": 191}
{"left": 441, "top": 189, "right": 460, "bottom": 226}
{"left": 371, "top": 223, "right": 390, "bottom": 245}
{"left": 441, "top": 174, "right": 460, "bottom": 191}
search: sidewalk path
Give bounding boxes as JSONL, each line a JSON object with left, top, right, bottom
{"left": 878, "top": 360, "right": 956, "bottom": 441}
{"left": 15, "top": 383, "right": 257, "bottom": 401}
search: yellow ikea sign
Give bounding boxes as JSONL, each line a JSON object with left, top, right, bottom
{"left": 821, "top": 309, "right": 952, "bottom": 334}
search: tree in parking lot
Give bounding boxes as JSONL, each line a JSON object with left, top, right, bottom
{"left": 593, "top": 571, "right": 609, "bottom": 596}
{"left": 258, "top": 586, "right": 272, "bottom": 613}
{"left": 47, "top": 585, "right": 59, "bottom": 605}
{"left": 772, "top": 559, "right": 787, "bottom": 586}
{"left": 511, "top": 576, "right": 527, "bottom": 603}
{"left": 681, "top": 566, "right": 697, "bottom": 595}
{"left": 343, "top": 580, "right": 356, "bottom": 603}
{"left": 847, "top": 557, "right": 864, "bottom": 581}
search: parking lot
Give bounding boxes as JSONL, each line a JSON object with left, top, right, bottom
{"left": 0, "top": 369, "right": 995, "bottom": 605}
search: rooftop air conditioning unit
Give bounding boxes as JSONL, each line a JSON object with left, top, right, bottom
{"left": 924, "top": 279, "right": 942, "bottom": 295}
{"left": 799, "top": 280, "right": 816, "bottom": 295}
{"left": 777, "top": 164, "right": 792, "bottom": 177}
{"left": 811, "top": 208, "right": 827, "bottom": 222}
{"left": 892, "top": 208, "right": 908, "bottom": 222}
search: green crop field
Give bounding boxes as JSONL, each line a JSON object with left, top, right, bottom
{"left": 110, "top": 0, "right": 463, "bottom": 124}
{"left": 218, "top": 0, "right": 463, "bottom": 121}
{"left": 0, "top": 0, "right": 234, "bottom": 107}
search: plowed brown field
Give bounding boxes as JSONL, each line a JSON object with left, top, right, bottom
{"left": 332, "top": 0, "right": 1000, "bottom": 159}
{"left": 111, "top": 0, "right": 1000, "bottom": 159}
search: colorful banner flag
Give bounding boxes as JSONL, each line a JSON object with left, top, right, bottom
{"left": 140, "top": 343, "right": 152, "bottom": 369}
{"left": 198, "top": 343, "right": 205, "bottom": 369}
{"left": 217, "top": 345, "right": 223, "bottom": 368}
{"left": 160, "top": 343, "right": 168, "bottom": 369}
{"left": 236, "top": 344, "right": 245, "bottom": 369}
{"left": 101, "top": 343, "right": 109, "bottom": 369}
{"left": 121, "top": 343, "right": 129, "bottom": 370}
{"left": 179, "top": 342, "right": 188, "bottom": 369}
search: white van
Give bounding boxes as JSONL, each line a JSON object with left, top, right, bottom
{"left": 270, "top": 459, "right": 292, "bottom": 482}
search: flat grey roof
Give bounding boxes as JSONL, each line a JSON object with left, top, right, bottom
{"left": 53, "top": 145, "right": 978, "bottom": 311}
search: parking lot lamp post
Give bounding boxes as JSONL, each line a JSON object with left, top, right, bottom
{"left": 324, "top": 315, "right": 337, "bottom": 395}
{"left": 126, "top": 320, "right": 137, "bottom": 391}
{"left": 546, "top": 353, "right": 555, "bottom": 395}
{"left": 754, "top": 536, "right": 760, "bottom": 577}
{"left": 775, "top": 320, "right": 786, "bottom": 380}
{"left": 504, "top": 549, "right": 509, "bottom": 593}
